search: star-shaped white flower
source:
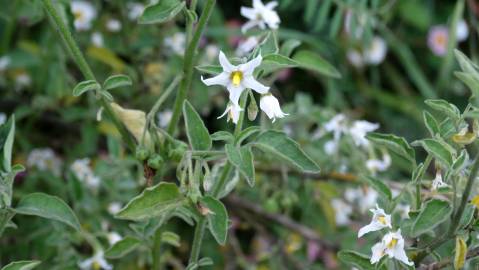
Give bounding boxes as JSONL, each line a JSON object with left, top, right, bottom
{"left": 432, "top": 171, "right": 448, "bottom": 190}
{"left": 349, "top": 120, "right": 379, "bottom": 147}
{"left": 366, "top": 153, "right": 391, "bottom": 173}
{"left": 79, "top": 251, "right": 112, "bottom": 270}
{"left": 218, "top": 103, "right": 243, "bottom": 124}
{"left": 240, "top": 0, "right": 280, "bottom": 33}
{"left": 370, "top": 230, "right": 414, "bottom": 266}
{"left": 71, "top": 1, "right": 97, "bottom": 31}
{"left": 260, "top": 94, "right": 288, "bottom": 122}
{"left": 358, "top": 204, "right": 392, "bottom": 237}
{"left": 331, "top": 198, "right": 353, "bottom": 226}
{"left": 202, "top": 51, "right": 269, "bottom": 106}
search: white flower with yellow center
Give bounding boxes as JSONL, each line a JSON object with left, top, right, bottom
{"left": 363, "top": 36, "right": 387, "bottom": 65}
{"left": 236, "top": 36, "right": 260, "bottom": 56}
{"left": 71, "top": 158, "right": 100, "bottom": 189}
{"left": 331, "top": 198, "right": 353, "bottom": 226}
{"left": 358, "top": 204, "right": 392, "bottom": 237}
{"left": 79, "top": 251, "right": 112, "bottom": 270}
{"left": 366, "top": 153, "right": 391, "bottom": 173}
{"left": 432, "top": 171, "right": 448, "bottom": 190}
{"left": 202, "top": 51, "right": 269, "bottom": 106}
{"left": 106, "top": 19, "right": 122, "bottom": 32}
{"left": 349, "top": 120, "right": 379, "bottom": 147}
{"left": 240, "top": 0, "right": 280, "bottom": 33}
{"left": 107, "top": 232, "right": 122, "bottom": 245}
{"left": 71, "top": 1, "right": 97, "bottom": 31}
{"left": 218, "top": 103, "right": 243, "bottom": 124}
{"left": 91, "top": 32, "right": 103, "bottom": 47}
{"left": 370, "top": 230, "right": 413, "bottom": 266}
{"left": 107, "top": 202, "right": 122, "bottom": 215}
{"left": 260, "top": 94, "right": 288, "bottom": 122}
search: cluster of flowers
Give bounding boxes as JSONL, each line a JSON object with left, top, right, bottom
{"left": 70, "top": 158, "right": 101, "bottom": 190}
{"left": 359, "top": 205, "right": 413, "bottom": 266}
{"left": 202, "top": 0, "right": 287, "bottom": 124}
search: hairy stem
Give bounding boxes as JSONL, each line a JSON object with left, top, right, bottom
{"left": 167, "top": 0, "right": 216, "bottom": 135}
{"left": 41, "top": 0, "right": 136, "bottom": 151}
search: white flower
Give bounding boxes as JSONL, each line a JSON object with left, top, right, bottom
{"left": 363, "top": 36, "right": 387, "bottom": 65}
{"left": 218, "top": 103, "right": 243, "bottom": 124}
{"left": 240, "top": 0, "right": 280, "bottom": 33}
{"left": 164, "top": 32, "right": 186, "bottom": 55}
{"left": 259, "top": 94, "right": 288, "bottom": 122}
{"left": 344, "top": 187, "right": 378, "bottom": 213}
{"left": 71, "top": 1, "right": 96, "bottom": 31}
{"left": 236, "top": 36, "right": 260, "bottom": 56}
{"left": 107, "top": 232, "right": 122, "bottom": 245}
{"left": 324, "top": 114, "right": 348, "bottom": 142}
{"left": 331, "top": 198, "right": 352, "bottom": 226}
{"left": 349, "top": 120, "right": 379, "bottom": 147}
{"left": 344, "top": 10, "right": 367, "bottom": 38}
{"left": 71, "top": 158, "right": 101, "bottom": 189}
{"left": 91, "top": 32, "right": 104, "bottom": 47}
{"left": 201, "top": 51, "right": 269, "bottom": 106}
{"left": 432, "top": 171, "right": 448, "bottom": 190}
{"left": 106, "top": 19, "right": 122, "bottom": 32}
{"left": 15, "top": 72, "right": 31, "bottom": 90}
{"left": 107, "top": 202, "right": 122, "bottom": 215}
{"left": 79, "top": 251, "right": 112, "bottom": 270}
{"left": 205, "top": 44, "right": 220, "bottom": 62}
{"left": 324, "top": 140, "right": 338, "bottom": 155}
{"left": 127, "top": 2, "right": 144, "bottom": 21}
{"left": 358, "top": 204, "right": 392, "bottom": 237}
{"left": 370, "top": 230, "right": 413, "bottom": 266}
{"left": 0, "top": 56, "right": 10, "bottom": 72}
{"left": 366, "top": 153, "right": 391, "bottom": 173}
{"left": 27, "top": 148, "right": 62, "bottom": 176}
{"left": 347, "top": 49, "right": 364, "bottom": 68}
{"left": 157, "top": 110, "right": 173, "bottom": 128}
{"left": 428, "top": 25, "right": 448, "bottom": 56}
{"left": 395, "top": 204, "right": 410, "bottom": 219}
{"left": 456, "top": 19, "right": 469, "bottom": 42}
{"left": 0, "top": 113, "right": 6, "bottom": 125}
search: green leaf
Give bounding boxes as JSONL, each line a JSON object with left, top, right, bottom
{"left": 161, "top": 231, "right": 181, "bottom": 247}
{"left": 198, "top": 257, "right": 214, "bottom": 267}
{"left": 116, "top": 183, "right": 184, "bottom": 221}
{"left": 338, "top": 250, "right": 376, "bottom": 270}
{"left": 225, "top": 144, "right": 255, "bottom": 187}
{"left": 259, "top": 54, "right": 298, "bottom": 74}
{"left": 292, "top": 50, "right": 340, "bottom": 78}
{"left": 362, "top": 176, "right": 392, "bottom": 201}
{"left": 253, "top": 131, "right": 320, "bottom": 173}
{"left": 105, "top": 236, "right": 142, "bottom": 259}
{"left": 413, "top": 138, "right": 455, "bottom": 167}
{"left": 423, "top": 111, "right": 440, "bottom": 136}
{"left": 14, "top": 193, "right": 80, "bottom": 231}
{"left": 452, "top": 150, "right": 468, "bottom": 174}
{"left": 138, "top": 0, "right": 186, "bottom": 24}
{"left": 366, "top": 133, "right": 416, "bottom": 166}
{"left": 211, "top": 131, "right": 234, "bottom": 144}
{"left": 425, "top": 99, "right": 461, "bottom": 123}
{"left": 279, "top": 39, "right": 301, "bottom": 57}
{"left": 201, "top": 196, "right": 228, "bottom": 245}
{"left": 183, "top": 101, "right": 212, "bottom": 151}
{"left": 0, "top": 115, "right": 15, "bottom": 172}
{"left": 411, "top": 199, "right": 452, "bottom": 237}
{"left": 103, "top": 74, "right": 132, "bottom": 90}
{"left": 1, "top": 261, "right": 41, "bottom": 270}
{"left": 72, "top": 80, "right": 100, "bottom": 97}
{"left": 195, "top": 65, "right": 222, "bottom": 75}
{"left": 458, "top": 204, "right": 475, "bottom": 230}
{"left": 235, "top": 126, "right": 261, "bottom": 145}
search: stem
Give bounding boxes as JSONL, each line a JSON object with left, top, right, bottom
{"left": 167, "top": 0, "right": 216, "bottom": 135}
{"left": 415, "top": 154, "right": 479, "bottom": 264}
{"left": 415, "top": 155, "right": 432, "bottom": 210}
{"left": 41, "top": 0, "right": 136, "bottom": 151}
{"left": 152, "top": 229, "right": 162, "bottom": 269}
{"left": 187, "top": 91, "right": 248, "bottom": 265}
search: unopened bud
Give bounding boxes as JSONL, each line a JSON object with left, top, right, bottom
{"left": 147, "top": 154, "right": 164, "bottom": 169}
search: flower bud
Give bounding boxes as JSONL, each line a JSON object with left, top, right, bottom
{"left": 147, "top": 154, "right": 164, "bottom": 169}
{"left": 169, "top": 141, "right": 188, "bottom": 162}
{"left": 247, "top": 96, "right": 258, "bottom": 121}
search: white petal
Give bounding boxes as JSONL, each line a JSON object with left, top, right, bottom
{"left": 227, "top": 84, "right": 245, "bottom": 105}
{"left": 240, "top": 7, "right": 257, "bottom": 20}
{"left": 393, "top": 247, "right": 413, "bottom": 266}
{"left": 265, "top": 1, "right": 278, "bottom": 9}
{"left": 239, "top": 54, "right": 263, "bottom": 75}
{"left": 219, "top": 51, "right": 235, "bottom": 72}
{"left": 370, "top": 242, "right": 385, "bottom": 264}
{"left": 201, "top": 72, "right": 229, "bottom": 87}
{"left": 241, "top": 20, "right": 259, "bottom": 33}
{"left": 358, "top": 221, "right": 384, "bottom": 238}
{"left": 253, "top": 0, "right": 264, "bottom": 9}
{"left": 242, "top": 76, "right": 269, "bottom": 94}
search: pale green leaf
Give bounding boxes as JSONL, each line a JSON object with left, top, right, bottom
{"left": 183, "top": 101, "right": 212, "bottom": 151}
{"left": 103, "top": 74, "right": 132, "bottom": 90}
{"left": 138, "top": 0, "right": 185, "bottom": 24}
{"left": 225, "top": 144, "right": 255, "bottom": 186}
{"left": 1, "top": 260, "right": 41, "bottom": 270}
{"left": 292, "top": 50, "right": 340, "bottom": 78}
{"left": 105, "top": 236, "right": 142, "bottom": 259}
{"left": 366, "top": 133, "right": 416, "bottom": 166}
{"left": 72, "top": 80, "right": 100, "bottom": 97}
{"left": 201, "top": 196, "right": 228, "bottom": 245}
{"left": 412, "top": 199, "right": 452, "bottom": 237}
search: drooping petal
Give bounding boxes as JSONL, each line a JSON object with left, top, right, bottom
{"left": 240, "top": 7, "right": 257, "bottom": 20}
{"left": 253, "top": 0, "right": 264, "bottom": 9}
{"left": 358, "top": 222, "right": 384, "bottom": 238}
{"left": 392, "top": 246, "right": 413, "bottom": 266}
{"left": 265, "top": 1, "right": 278, "bottom": 9}
{"left": 239, "top": 54, "right": 263, "bottom": 75}
{"left": 201, "top": 72, "right": 229, "bottom": 87}
{"left": 241, "top": 20, "right": 258, "bottom": 33}
{"left": 370, "top": 242, "right": 385, "bottom": 264}
{"left": 219, "top": 51, "right": 236, "bottom": 72}
{"left": 242, "top": 76, "right": 269, "bottom": 94}
{"left": 227, "top": 84, "right": 245, "bottom": 105}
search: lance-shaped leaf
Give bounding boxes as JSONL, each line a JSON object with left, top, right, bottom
{"left": 366, "top": 133, "right": 416, "bottom": 166}
{"left": 105, "top": 236, "right": 142, "bottom": 259}
{"left": 72, "top": 80, "right": 100, "bottom": 97}
{"left": 413, "top": 138, "right": 455, "bottom": 167}
{"left": 423, "top": 111, "right": 440, "bottom": 136}
{"left": 201, "top": 196, "right": 228, "bottom": 245}
{"left": 103, "top": 74, "right": 132, "bottom": 90}
{"left": 411, "top": 199, "right": 452, "bottom": 237}
{"left": 196, "top": 65, "right": 222, "bottom": 75}
{"left": 425, "top": 99, "right": 461, "bottom": 123}
{"left": 1, "top": 260, "right": 41, "bottom": 270}
{"left": 292, "top": 50, "right": 340, "bottom": 78}
{"left": 183, "top": 101, "right": 212, "bottom": 151}
{"left": 362, "top": 176, "right": 392, "bottom": 201}
{"left": 14, "top": 193, "right": 81, "bottom": 231}
{"left": 139, "top": 0, "right": 185, "bottom": 24}
{"left": 253, "top": 130, "right": 320, "bottom": 173}
{"left": 259, "top": 54, "right": 298, "bottom": 74}
{"left": 116, "top": 183, "right": 184, "bottom": 221}
{"left": 0, "top": 115, "right": 15, "bottom": 172}
{"left": 225, "top": 144, "right": 255, "bottom": 187}
{"left": 338, "top": 250, "right": 378, "bottom": 270}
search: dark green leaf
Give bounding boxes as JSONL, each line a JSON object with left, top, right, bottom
{"left": 72, "top": 80, "right": 100, "bottom": 97}
{"left": 138, "top": 0, "right": 186, "bottom": 24}
{"left": 183, "top": 101, "right": 212, "bottom": 151}
{"left": 201, "top": 196, "right": 228, "bottom": 245}
{"left": 412, "top": 199, "right": 452, "bottom": 237}
{"left": 413, "top": 139, "right": 455, "bottom": 167}
{"left": 225, "top": 144, "right": 255, "bottom": 186}
{"left": 425, "top": 99, "right": 461, "bottom": 122}
{"left": 362, "top": 176, "right": 392, "bottom": 201}
{"left": 103, "top": 74, "right": 132, "bottom": 90}
{"left": 1, "top": 261, "right": 41, "bottom": 270}
{"left": 0, "top": 115, "right": 15, "bottom": 172}
{"left": 196, "top": 65, "right": 222, "bottom": 75}
{"left": 338, "top": 250, "right": 376, "bottom": 270}
{"left": 105, "top": 236, "right": 142, "bottom": 259}
{"left": 423, "top": 111, "right": 440, "bottom": 136}
{"left": 292, "top": 50, "right": 340, "bottom": 78}
{"left": 366, "top": 133, "right": 416, "bottom": 166}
